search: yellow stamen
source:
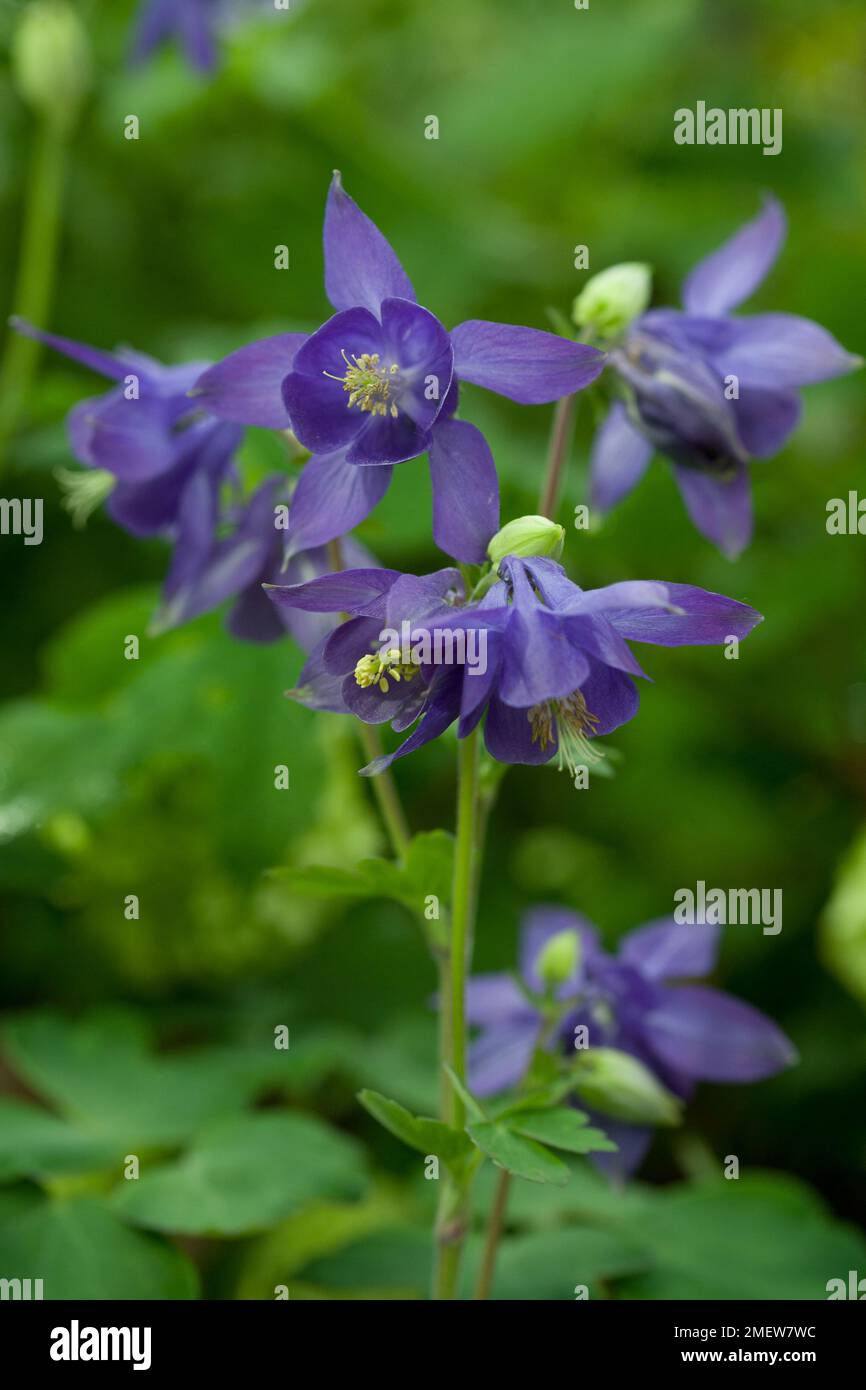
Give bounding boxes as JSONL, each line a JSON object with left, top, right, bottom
{"left": 324, "top": 349, "right": 400, "bottom": 418}
{"left": 529, "top": 689, "right": 603, "bottom": 777}
{"left": 354, "top": 647, "right": 419, "bottom": 694}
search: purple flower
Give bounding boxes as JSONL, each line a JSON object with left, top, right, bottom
{"left": 132, "top": 0, "right": 222, "bottom": 72}
{"left": 266, "top": 554, "right": 761, "bottom": 775}
{"left": 196, "top": 174, "right": 606, "bottom": 563}
{"left": 590, "top": 198, "right": 862, "bottom": 558}
{"left": 467, "top": 906, "right": 796, "bottom": 1179}
{"left": 11, "top": 318, "right": 243, "bottom": 539}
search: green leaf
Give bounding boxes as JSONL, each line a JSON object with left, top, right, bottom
{"left": 271, "top": 830, "right": 454, "bottom": 921}
{"left": 467, "top": 1121, "right": 570, "bottom": 1185}
{"left": 0, "top": 1099, "right": 121, "bottom": 1183}
{"left": 508, "top": 1107, "right": 617, "bottom": 1155}
{"left": 113, "top": 1112, "right": 366, "bottom": 1236}
{"left": 2, "top": 1010, "right": 261, "bottom": 1147}
{"left": 358, "top": 1089, "right": 473, "bottom": 1167}
{"left": 0, "top": 1192, "right": 198, "bottom": 1299}
{"left": 477, "top": 1226, "right": 649, "bottom": 1300}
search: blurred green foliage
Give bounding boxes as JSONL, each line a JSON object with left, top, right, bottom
{"left": 0, "top": 0, "right": 864, "bottom": 1297}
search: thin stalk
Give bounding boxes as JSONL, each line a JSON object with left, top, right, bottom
{"left": 355, "top": 722, "right": 411, "bottom": 860}
{"left": 432, "top": 728, "right": 481, "bottom": 1299}
{"left": 537, "top": 392, "right": 577, "bottom": 519}
{"left": 0, "top": 116, "right": 68, "bottom": 471}
{"left": 473, "top": 1169, "right": 511, "bottom": 1300}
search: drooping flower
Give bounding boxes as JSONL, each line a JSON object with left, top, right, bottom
{"left": 195, "top": 174, "right": 606, "bottom": 563}
{"left": 11, "top": 318, "right": 334, "bottom": 642}
{"left": 466, "top": 906, "right": 796, "bottom": 1179}
{"left": 265, "top": 553, "right": 762, "bottom": 775}
{"left": 589, "top": 197, "right": 862, "bottom": 558}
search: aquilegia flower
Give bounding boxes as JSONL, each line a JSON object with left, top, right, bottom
{"left": 467, "top": 906, "right": 796, "bottom": 1179}
{"left": 13, "top": 317, "right": 352, "bottom": 642}
{"left": 196, "top": 174, "right": 606, "bottom": 563}
{"left": 12, "top": 318, "right": 243, "bottom": 539}
{"left": 265, "top": 553, "right": 761, "bottom": 775}
{"left": 589, "top": 197, "right": 861, "bottom": 558}
{"left": 131, "top": 0, "right": 274, "bottom": 72}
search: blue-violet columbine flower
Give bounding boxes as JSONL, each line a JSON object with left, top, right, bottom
{"left": 195, "top": 174, "right": 606, "bottom": 564}
{"left": 590, "top": 197, "right": 861, "bottom": 558}
{"left": 266, "top": 554, "right": 761, "bottom": 775}
{"left": 467, "top": 906, "right": 796, "bottom": 1179}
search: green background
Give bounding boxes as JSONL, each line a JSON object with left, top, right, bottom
{"left": 0, "top": 0, "right": 864, "bottom": 1298}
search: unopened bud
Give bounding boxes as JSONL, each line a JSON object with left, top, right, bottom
{"left": 488, "top": 515, "right": 565, "bottom": 565}
{"left": 536, "top": 929, "right": 580, "bottom": 990}
{"left": 573, "top": 263, "right": 652, "bottom": 338}
{"left": 573, "top": 1047, "right": 681, "bottom": 1126}
{"left": 12, "top": 1, "right": 91, "bottom": 131}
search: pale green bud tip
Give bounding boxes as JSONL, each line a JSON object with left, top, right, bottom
{"left": 12, "top": 1, "right": 91, "bottom": 127}
{"left": 574, "top": 1047, "right": 682, "bottom": 1126}
{"left": 572, "top": 263, "right": 652, "bottom": 338}
{"left": 536, "top": 928, "right": 580, "bottom": 989}
{"left": 488, "top": 515, "right": 565, "bottom": 565}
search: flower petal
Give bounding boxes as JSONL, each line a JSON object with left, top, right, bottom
{"left": 579, "top": 579, "right": 762, "bottom": 646}
{"left": 465, "top": 974, "right": 534, "bottom": 1026}
{"left": 10, "top": 317, "right": 144, "bottom": 382}
{"left": 282, "top": 370, "right": 364, "bottom": 455}
{"left": 589, "top": 402, "right": 653, "bottom": 512}
{"left": 643, "top": 985, "right": 797, "bottom": 1082}
{"left": 469, "top": 1025, "right": 537, "bottom": 1097}
{"left": 483, "top": 693, "right": 553, "bottom": 765}
{"left": 450, "top": 320, "right": 606, "bottom": 403}
{"left": 380, "top": 297, "right": 454, "bottom": 429}
{"left": 619, "top": 917, "right": 720, "bottom": 982}
{"left": 345, "top": 411, "right": 431, "bottom": 466}
{"left": 286, "top": 449, "right": 392, "bottom": 558}
{"left": 323, "top": 172, "right": 415, "bottom": 316}
{"left": 193, "top": 333, "right": 305, "bottom": 429}
{"left": 428, "top": 418, "right": 500, "bottom": 564}
{"left": 266, "top": 567, "right": 400, "bottom": 616}
{"left": 719, "top": 313, "right": 863, "bottom": 389}
{"left": 578, "top": 657, "right": 640, "bottom": 736}
{"left": 732, "top": 385, "right": 801, "bottom": 457}
{"left": 673, "top": 461, "right": 754, "bottom": 559}
{"left": 359, "top": 669, "right": 463, "bottom": 774}
{"left": 682, "top": 196, "right": 787, "bottom": 315}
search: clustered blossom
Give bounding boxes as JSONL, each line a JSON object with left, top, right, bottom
{"left": 196, "top": 174, "right": 606, "bottom": 563}
{"left": 466, "top": 907, "right": 796, "bottom": 1179}
{"left": 589, "top": 197, "right": 861, "bottom": 557}
{"left": 266, "top": 555, "right": 762, "bottom": 776}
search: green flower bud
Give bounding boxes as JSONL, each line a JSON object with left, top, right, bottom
{"left": 536, "top": 928, "right": 580, "bottom": 990}
{"left": 572, "top": 263, "right": 652, "bottom": 339}
{"left": 12, "top": 1, "right": 91, "bottom": 130}
{"left": 573, "top": 1047, "right": 682, "bottom": 1126}
{"left": 488, "top": 515, "right": 565, "bottom": 565}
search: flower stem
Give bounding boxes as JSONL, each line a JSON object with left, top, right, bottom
{"left": 473, "top": 1169, "right": 511, "bottom": 1300}
{"left": 432, "top": 728, "right": 481, "bottom": 1299}
{"left": 537, "top": 393, "right": 577, "bottom": 519}
{"left": 0, "top": 115, "right": 68, "bottom": 472}
{"left": 355, "top": 723, "right": 411, "bottom": 860}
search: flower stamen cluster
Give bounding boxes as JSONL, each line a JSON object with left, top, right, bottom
{"left": 354, "top": 647, "right": 420, "bottom": 693}
{"left": 530, "top": 690, "right": 603, "bottom": 776}
{"left": 323, "top": 349, "right": 400, "bottom": 418}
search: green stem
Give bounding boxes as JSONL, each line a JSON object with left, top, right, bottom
{"left": 355, "top": 722, "right": 411, "bottom": 860}
{"left": 432, "top": 728, "right": 481, "bottom": 1299}
{"left": 0, "top": 115, "right": 69, "bottom": 471}
{"left": 473, "top": 1169, "right": 511, "bottom": 1300}
{"left": 537, "top": 392, "right": 577, "bottom": 519}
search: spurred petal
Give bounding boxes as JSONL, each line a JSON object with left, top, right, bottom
{"left": 428, "top": 418, "right": 500, "bottom": 564}
{"left": 10, "top": 317, "right": 144, "bottom": 382}
{"left": 379, "top": 297, "right": 454, "bottom": 430}
{"left": 359, "top": 669, "right": 463, "bottom": 774}
{"left": 673, "top": 461, "right": 754, "bottom": 560}
{"left": 682, "top": 196, "right": 787, "bottom": 315}
{"left": 282, "top": 370, "right": 364, "bottom": 455}
{"left": 499, "top": 608, "right": 591, "bottom": 708}
{"left": 719, "top": 313, "right": 863, "bottom": 389}
{"left": 266, "top": 567, "right": 400, "bottom": 616}
{"left": 178, "top": 0, "right": 218, "bottom": 71}
{"left": 286, "top": 450, "right": 392, "bottom": 558}
{"left": 580, "top": 579, "right": 762, "bottom": 646}
{"left": 619, "top": 917, "right": 720, "bottom": 982}
{"left": 323, "top": 172, "right": 416, "bottom": 316}
{"left": 345, "top": 411, "right": 430, "bottom": 466}
{"left": 193, "top": 333, "right": 305, "bottom": 428}
{"left": 577, "top": 658, "right": 640, "bottom": 736}
{"left": 643, "top": 985, "right": 797, "bottom": 1082}
{"left": 450, "top": 320, "right": 606, "bottom": 404}
{"left": 484, "top": 693, "right": 553, "bottom": 765}
{"left": 590, "top": 403, "right": 653, "bottom": 512}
